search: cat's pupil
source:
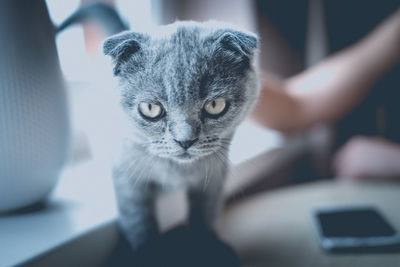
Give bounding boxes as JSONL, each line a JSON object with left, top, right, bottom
{"left": 212, "top": 101, "right": 216, "bottom": 108}
{"left": 148, "top": 104, "right": 152, "bottom": 111}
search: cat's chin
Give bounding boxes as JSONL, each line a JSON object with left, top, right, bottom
{"left": 172, "top": 151, "right": 220, "bottom": 164}
{"left": 160, "top": 152, "right": 210, "bottom": 164}
{"left": 153, "top": 150, "right": 217, "bottom": 164}
{"left": 172, "top": 152, "right": 199, "bottom": 164}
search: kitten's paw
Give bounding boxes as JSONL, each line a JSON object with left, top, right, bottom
{"left": 126, "top": 228, "right": 160, "bottom": 252}
{"left": 105, "top": 225, "right": 239, "bottom": 267}
{"left": 188, "top": 227, "right": 239, "bottom": 267}
{"left": 154, "top": 225, "right": 239, "bottom": 267}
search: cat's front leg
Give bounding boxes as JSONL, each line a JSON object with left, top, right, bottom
{"left": 113, "top": 176, "right": 159, "bottom": 250}
{"left": 187, "top": 171, "right": 226, "bottom": 232}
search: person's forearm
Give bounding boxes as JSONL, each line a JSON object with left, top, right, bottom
{"left": 286, "top": 8, "right": 400, "bottom": 125}
{"left": 251, "top": 9, "right": 400, "bottom": 133}
{"left": 250, "top": 74, "right": 305, "bottom": 132}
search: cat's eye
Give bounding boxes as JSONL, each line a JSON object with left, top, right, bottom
{"left": 138, "top": 102, "right": 164, "bottom": 120}
{"left": 203, "top": 99, "right": 228, "bottom": 118}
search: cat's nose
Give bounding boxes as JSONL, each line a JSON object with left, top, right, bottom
{"left": 174, "top": 138, "right": 198, "bottom": 149}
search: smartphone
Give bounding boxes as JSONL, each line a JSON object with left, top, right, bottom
{"left": 313, "top": 206, "right": 400, "bottom": 253}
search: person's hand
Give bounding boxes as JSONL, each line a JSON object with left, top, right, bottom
{"left": 333, "top": 136, "right": 400, "bottom": 180}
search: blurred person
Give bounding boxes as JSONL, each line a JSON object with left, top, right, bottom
{"left": 251, "top": 7, "right": 400, "bottom": 181}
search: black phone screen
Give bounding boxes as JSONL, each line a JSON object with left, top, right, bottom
{"left": 317, "top": 208, "right": 396, "bottom": 238}
{"left": 314, "top": 207, "right": 400, "bottom": 253}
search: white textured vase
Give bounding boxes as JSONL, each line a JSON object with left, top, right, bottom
{"left": 0, "top": 0, "right": 70, "bottom": 212}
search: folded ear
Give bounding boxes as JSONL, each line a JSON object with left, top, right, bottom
{"left": 216, "top": 30, "right": 257, "bottom": 59}
{"left": 103, "top": 31, "right": 150, "bottom": 75}
{"left": 211, "top": 29, "right": 257, "bottom": 75}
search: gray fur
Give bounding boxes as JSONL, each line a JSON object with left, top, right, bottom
{"left": 104, "top": 21, "right": 259, "bottom": 250}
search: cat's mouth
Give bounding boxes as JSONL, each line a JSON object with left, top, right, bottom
{"left": 172, "top": 151, "right": 203, "bottom": 163}
{"left": 173, "top": 150, "right": 216, "bottom": 163}
{"left": 175, "top": 152, "right": 193, "bottom": 160}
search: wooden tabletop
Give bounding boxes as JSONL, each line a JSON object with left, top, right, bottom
{"left": 217, "top": 180, "right": 400, "bottom": 267}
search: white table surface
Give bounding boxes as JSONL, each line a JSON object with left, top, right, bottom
{"left": 0, "top": 158, "right": 116, "bottom": 267}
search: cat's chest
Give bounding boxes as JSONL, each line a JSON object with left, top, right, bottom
{"left": 146, "top": 158, "right": 208, "bottom": 188}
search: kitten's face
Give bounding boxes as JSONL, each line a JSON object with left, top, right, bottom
{"left": 104, "top": 21, "right": 258, "bottom": 163}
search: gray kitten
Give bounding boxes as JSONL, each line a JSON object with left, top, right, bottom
{"left": 103, "top": 21, "right": 259, "bottom": 250}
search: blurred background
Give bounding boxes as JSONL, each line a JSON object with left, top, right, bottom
{"left": 1, "top": 0, "right": 400, "bottom": 266}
